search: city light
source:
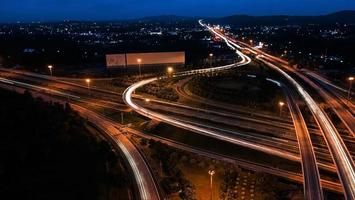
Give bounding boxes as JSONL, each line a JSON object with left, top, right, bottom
{"left": 137, "top": 58, "right": 142, "bottom": 78}
{"left": 279, "top": 101, "right": 285, "bottom": 106}
{"left": 48, "top": 65, "right": 53, "bottom": 76}
{"left": 348, "top": 76, "right": 354, "bottom": 103}
{"left": 209, "top": 53, "right": 214, "bottom": 67}
{"left": 2, "top": 8, "right": 354, "bottom": 200}
{"left": 279, "top": 101, "right": 285, "bottom": 116}
{"left": 85, "top": 78, "right": 91, "bottom": 95}
{"left": 208, "top": 170, "right": 215, "bottom": 200}
{"left": 167, "top": 66, "right": 174, "bottom": 74}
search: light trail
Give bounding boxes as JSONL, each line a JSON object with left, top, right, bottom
{"left": 202, "top": 20, "right": 354, "bottom": 199}
{"left": 258, "top": 57, "right": 355, "bottom": 199}
{"left": 122, "top": 25, "right": 307, "bottom": 162}
{"left": 0, "top": 77, "right": 159, "bottom": 200}
{"left": 266, "top": 78, "right": 323, "bottom": 199}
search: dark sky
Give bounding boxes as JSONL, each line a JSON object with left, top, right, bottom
{"left": 1, "top": 0, "right": 355, "bottom": 22}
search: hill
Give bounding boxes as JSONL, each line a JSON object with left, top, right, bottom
{"left": 209, "top": 10, "right": 355, "bottom": 26}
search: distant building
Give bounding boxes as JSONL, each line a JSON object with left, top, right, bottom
{"left": 106, "top": 51, "right": 185, "bottom": 68}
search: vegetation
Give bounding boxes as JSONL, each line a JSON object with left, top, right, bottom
{"left": 147, "top": 140, "right": 197, "bottom": 200}
{"left": 188, "top": 68, "right": 284, "bottom": 112}
{"left": 135, "top": 135, "right": 302, "bottom": 200}
{"left": 220, "top": 168, "right": 301, "bottom": 200}
{"left": 0, "top": 89, "right": 131, "bottom": 200}
{"left": 139, "top": 79, "right": 179, "bottom": 102}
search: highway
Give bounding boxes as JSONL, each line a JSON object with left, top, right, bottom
{"left": 304, "top": 70, "right": 355, "bottom": 112}
{"left": 259, "top": 57, "right": 355, "bottom": 199}
{"left": 121, "top": 20, "right": 329, "bottom": 199}
{"left": 0, "top": 77, "right": 161, "bottom": 200}
{"left": 1, "top": 20, "right": 353, "bottom": 199}
{"left": 302, "top": 70, "right": 355, "bottom": 135}
{"left": 1, "top": 68, "right": 345, "bottom": 171}
{"left": 0, "top": 78, "right": 344, "bottom": 195}
{"left": 279, "top": 81, "right": 323, "bottom": 199}
{"left": 124, "top": 127, "right": 343, "bottom": 194}
{"left": 203, "top": 21, "right": 355, "bottom": 199}
{"left": 122, "top": 52, "right": 317, "bottom": 162}
{"left": 72, "top": 105, "right": 161, "bottom": 200}
{"left": 0, "top": 69, "right": 339, "bottom": 195}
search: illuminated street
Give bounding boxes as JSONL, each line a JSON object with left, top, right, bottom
{"left": 1, "top": 2, "right": 354, "bottom": 200}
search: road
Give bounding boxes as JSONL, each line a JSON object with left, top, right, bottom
{"left": 0, "top": 69, "right": 342, "bottom": 195}
{"left": 73, "top": 105, "right": 161, "bottom": 200}
{"left": 279, "top": 82, "right": 323, "bottom": 199}
{"left": 122, "top": 53, "right": 315, "bottom": 162}
{"left": 2, "top": 20, "right": 353, "bottom": 198}
{"left": 1, "top": 68, "right": 345, "bottom": 171}
{"left": 0, "top": 77, "right": 161, "bottom": 200}
{"left": 204, "top": 21, "right": 355, "bottom": 199}
{"left": 0, "top": 79, "right": 344, "bottom": 195}
{"left": 304, "top": 70, "right": 355, "bottom": 112}
{"left": 125, "top": 127, "right": 343, "bottom": 194}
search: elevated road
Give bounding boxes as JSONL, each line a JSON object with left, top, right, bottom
{"left": 0, "top": 70, "right": 341, "bottom": 195}
{"left": 0, "top": 77, "right": 161, "bottom": 200}
{"left": 281, "top": 82, "right": 323, "bottom": 199}
{"left": 203, "top": 20, "right": 355, "bottom": 199}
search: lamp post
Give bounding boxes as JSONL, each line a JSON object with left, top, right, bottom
{"left": 137, "top": 58, "right": 142, "bottom": 78}
{"left": 144, "top": 98, "right": 150, "bottom": 117}
{"left": 167, "top": 66, "right": 174, "bottom": 77}
{"left": 86, "top": 78, "right": 91, "bottom": 96}
{"left": 48, "top": 65, "right": 53, "bottom": 76}
{"left": 209, "top": 53, "right": 213, "bottom": 68}
{"left": 208, "top": 170, "right": 215, "bottom": 200}
{"left": 348, "top": 76, "right": 354, "bottom": 104}
{"left": 279, "top": 101, "right": 285, "bottom": 116}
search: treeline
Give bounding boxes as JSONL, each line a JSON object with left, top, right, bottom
{"left": 138, "top": 79, "right": 179, "bottom": 102}
{"left": 188, "top": 72, "right": 284, "bottom": 111}
{"left": 147, "top": 140, "right": 196, "bottom": 200}
{"left": 0, "top": 89, "right": 131, "bottom": 200}
{"left": 220, "top": 168, "right": 301, "bottom": 200}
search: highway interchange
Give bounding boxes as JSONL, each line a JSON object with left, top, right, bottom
{"left": 0, "top": 19, "right": 354, "bottom": 200}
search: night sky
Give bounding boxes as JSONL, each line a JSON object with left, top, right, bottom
{"left": 1, "top": 0, "right": 355, "bottom": 22}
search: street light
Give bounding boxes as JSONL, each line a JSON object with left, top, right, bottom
{"left": 208, "top": 170, "right": 215, "bottom": 200}
{"left": 167, "top": 67, "right": 174, "bottom": 77}
{"left": 209, "top": 53, "right": 214, "bottom": 68}
{"left": 86, "top": 78, "right": 91, "bottom": 95}
{"left": 137, "top": 58, "right": 142, "bottom": 78}
{"left": 249, "top": 39, "right": 253, "bottom": 45}
{"left": 144, "top": 98, "right": 151, "bottom": 117}
{"left": 348, "top": 76, "right": 354, "bottom": 104}
{"left": 48, "top": 65, "right": 53, "bottom": 76}
{"left": 279, "top": 101, "right": 285, "bottom": 116}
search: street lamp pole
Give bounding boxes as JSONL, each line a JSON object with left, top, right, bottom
{"left": 279, "top": 101, "right": 285, "bottom": 117}
{"left": 86, "top": 78, "right": 91, "bottom": 96}
{"left": 348, "top": 76, "right": 354, "bottom": 105}
{"left": 208, "top": 170, "right": 215, "bottom": 200}
{"left": 167, "top": 66, "right": 174, "bottom": 77}
{"left": 209, "top": 53, "right": 213, "bottom": 68}
{"left": 48, "top": 65, "right": 53, "bottom": 76}
{"left": 144, "top": 98, "right": 150, "bottom": 117}
{"left": 137, "top": 58, "right": 142, "bottom": 79}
